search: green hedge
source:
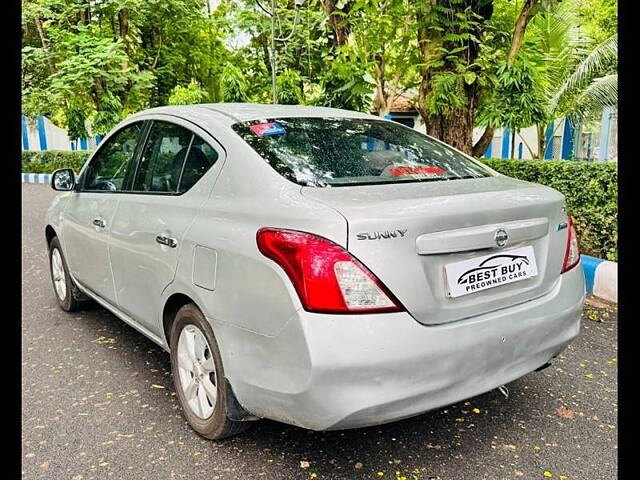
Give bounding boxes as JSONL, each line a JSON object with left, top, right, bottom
{"left": 22, "top": 150, "right": 91, "bottom": 174}
{"left": 22, "top": 151, "right": 617, "bottom": 260}
{"left": 482, "top": 158, "right": 617, "bottom": 261}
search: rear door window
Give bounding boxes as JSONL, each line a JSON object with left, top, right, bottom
{"left": 178, "top": 135, "right": 219, "bottom": 193}
{"left": 232, "top": 117, "right": 492, "bottom": 187}
{"left": 130, "top": 120, "right": 219, "bottom": 194}
{"left": 132, "top": 121, "right": 194, "bottom": 193}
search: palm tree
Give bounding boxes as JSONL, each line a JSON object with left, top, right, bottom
{"left": 550, "top": 33, "right": 617, "bottom": 123}
{"left": 525, "top": 5, "right": 617, "bottom": 159}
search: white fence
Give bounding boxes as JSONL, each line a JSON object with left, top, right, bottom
{"left": 21, "top": 116, "right": 99, "bottom": 152}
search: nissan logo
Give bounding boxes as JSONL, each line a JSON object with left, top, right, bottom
{"left": 494, "top": 228, "right": 508, "bottom": 248}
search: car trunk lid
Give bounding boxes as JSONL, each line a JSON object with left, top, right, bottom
{"left": 301, "top": 176, "right": 569, "bottom": 325}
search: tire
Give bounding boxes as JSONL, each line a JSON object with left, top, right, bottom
{"left": 48, "top": 236, "right": 83, "bottom": 312}
{"left": 170, "top": 303, "right": 251, "bottom": 440}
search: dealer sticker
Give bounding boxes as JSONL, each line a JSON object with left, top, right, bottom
{"left": 444, "top": 245, "right": 538, "bottom": 298}
{"left": 249, "top": 122, "right": 286, "bottom": 137}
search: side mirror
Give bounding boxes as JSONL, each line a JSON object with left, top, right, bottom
{"left": 51, "top": 168, "right": 76, "bottom": 191}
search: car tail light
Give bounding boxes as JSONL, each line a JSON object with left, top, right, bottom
{"left": 256, "top": 228, "right": 404, "bottom": 314}
{"left": 561, "top": 216, "right": 581, "bottom": 273}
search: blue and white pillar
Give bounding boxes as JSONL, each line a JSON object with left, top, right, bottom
{"left": 561, "top": 118, "right": 574, "bottom": 160}
{"left": 599, "top": 107, "right": 612, "bottom": 161}
{"left": 581, "top": 255, "right": 617, "bottom": 303}
{"left": 544, "top": 122, "right": 554, "bottom": 159}
{"left": 21, "top": 116, "right": 30, "bottom": 150}
{"left": 501, "top": 128, "right": 510, "bottom": 158}
{"left": 36, "top": 116, "right": 48, "bottom": 151}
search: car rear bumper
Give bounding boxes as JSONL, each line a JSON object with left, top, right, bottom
{"left": 215, "top": 265, "right": 585, "bottom": 430}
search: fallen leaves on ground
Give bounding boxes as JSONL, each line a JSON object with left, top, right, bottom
{"left": 92, "top": 337, "right": 116, "bottom": 344}
{"left": 556, "top": 405, "right": 575, "bottom": 419}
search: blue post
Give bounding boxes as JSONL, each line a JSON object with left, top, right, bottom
{"left": 581, "top": 255, "right": 604, "bottom": 293}
{"left": 501, "top": 128, "right": 510, "bottom": 158}
{"left": 36, "top": 116, "right": 48, "bottom": 151}
{"left": 561, "top": 118, "right": 574, "bottom": 160}
{"left": 71, "top": 141, "right": 76, "bottom": 151}
{"left": 483, "top": 141, "right": 492, "bottom": 158}
{"left": 599, "top": 107, "right": 612, "bottom": 161}
{"left": 21, "top": 116, "right": 30, "bottom": 150}
{"left": 544, "top": 122, "right": 554, "bottom": 159}
{"left": 80, "top": 138, "right": 88, "bottom": 150}
{"left": 95, "top": 135, "right": 102, "bottom": 146}
{"left": 518, "top": 142, "right": 523, "bottom": 159}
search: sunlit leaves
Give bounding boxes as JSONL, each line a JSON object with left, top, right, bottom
{"left": 167, "top": 80, "right": 208, "bottom": 105}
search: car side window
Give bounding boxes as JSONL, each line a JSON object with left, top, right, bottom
{"left": 83, "top": 122, "right": 143, "bottom": 192}
{"left": 178, "top": 135, "right": 219, "bottom": 193}
{"left": 132, "top": 121, "right": 194, "bottom": 193}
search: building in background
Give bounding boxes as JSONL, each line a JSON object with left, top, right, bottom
{"left": 378, "top": 94, "right": 617, "bottom": 162}
{"left": 572, "top": 107, "right": 617, "bottom": 162}
{"left": 24, "top": 104, "right": 617, "bottom": 162}
{"left": 380, "top": 94, "right": 422, "bottom": 129}
{"left": 475, "top": 118, "right": 577, "bottom": 161}
{"left": 21, "top": 116, "right": 101, "bottom": 152}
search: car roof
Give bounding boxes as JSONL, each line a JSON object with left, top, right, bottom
{"left": 131, "top": 103, "right": 380, "bottom": 123}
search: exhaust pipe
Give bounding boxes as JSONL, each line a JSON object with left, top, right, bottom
{"left": 497, "top": 360, "right": 554, "bottom": 400}
{"left": 535, "top": 361, "right": 552, "bottom": 372}
{"left": 497, "top": 385, "right": 509, "bottom": 399}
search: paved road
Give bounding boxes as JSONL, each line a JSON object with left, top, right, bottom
{"left": 22, "top": 184, "right": 618, "bottom": 480}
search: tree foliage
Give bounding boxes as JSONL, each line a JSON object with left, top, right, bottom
{"left": 483, "top": 158, "right": 617, "bottom": 260}
{"left": 168, "top": 80, "right": 208, "bottom": 105}
{"left": 22, "top": 0, "right": 232, "bottom": 138}
{"left": 22, "top": 0, "right": 617, "bottom": 153}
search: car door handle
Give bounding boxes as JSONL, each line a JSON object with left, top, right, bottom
{"left": 92, "top": 217, "right": 106, "bottom": 228}
{"left": 156, "top": 234, "right": 177, "bottom": 248}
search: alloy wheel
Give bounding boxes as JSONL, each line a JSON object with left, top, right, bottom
{"left": 51, "top": 248, "right": 67, "bottom": 301}
{"left": 177, "top": 324, "right": 218, "bottom": 419}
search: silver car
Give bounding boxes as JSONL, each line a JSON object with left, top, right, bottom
{"left": 46, "top": 104, "right": 585, "bottom": 439}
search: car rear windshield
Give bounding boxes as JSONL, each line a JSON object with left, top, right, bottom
{"left": 232, "top": 117, "right": 492, "bottom": 187}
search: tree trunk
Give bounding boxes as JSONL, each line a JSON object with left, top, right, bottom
{"left": 536, "top": 123, "right": 546, "bottom": 159}
{"left": 507, "top": 0, "right": 538, "bottom": 66}
{"left": 118, "top": 9, "right": 130, "bottom": 39}
{"left": 373, "top": 54, "right": 389, "bottom": 116}
{"left": 34, "top": 17, "right": 56, "bottom": 74}
{"left": 258, "top": 33, "right": 272, "bottom": 76}
{"left": 322, "top": 0, "right": 352, "bottom": 47}
{"left": 417, "top": 1, "right": 493, "bottom": 155}
{"left": 510, "top": 130, "right": 516, "bottom": 158}
{"left": 472, "top": 127, "right": 495, "bottom": 157}
{"left": 424, "top": 107, "right": 475, "bottom": 153}
{"left": 470, "top": 0, "right": 538, "bottom": 153}
{"left": 117, "top": 8, "right": 131, "bottom": 74}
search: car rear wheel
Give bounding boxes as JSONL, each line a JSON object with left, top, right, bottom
{"left": 48, "top": 237, "right": 83, "bottom": 312}
{"left": 169, "top": 303, "right": 251, "bottom": 439}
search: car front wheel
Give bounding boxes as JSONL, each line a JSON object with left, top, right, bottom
{"left": 48, "top": 236, "right": 82, "bottom": 312}
{"left": 169, "top": 303, "right": 251, "bottom": 439}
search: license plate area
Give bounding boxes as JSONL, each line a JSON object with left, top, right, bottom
{"left": 444, "top": 246, "right": 539, "bottom": 298}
